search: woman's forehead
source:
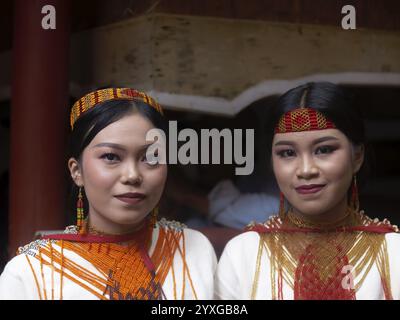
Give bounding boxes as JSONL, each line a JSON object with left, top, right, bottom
{"left": 273, "top": 129, "right": 347, "bottom": 145}
{"left": 89, "top": 113, "right": 156, "bottom": 146}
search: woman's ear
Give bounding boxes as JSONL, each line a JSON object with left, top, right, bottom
{"left": 353, "top": 144, "right": 365, "bottom": 174}
{"left": 68, "top": 157, "right": 83, "bottom": 187}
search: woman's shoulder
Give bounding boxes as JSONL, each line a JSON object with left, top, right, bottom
{"left": 2, "top": 251, "right": 31, "bottom": 274}
{"left": 156, "top": 218, "right": 186, "bottom": 233}
{"left": 157, "top": 218, "right": 214, "bottom": 247}
{"left": 359, "top": 212, "right": 399, "bottom": 234}
{"left": 156, "top": 218, "right": 217, "bottom": 259}
{"left": 16, "top": 238, "right": 55, "bottom": 257}
{"left": 214, "top": 228, "right": 261, "bottom": 262}
{"left": 384, "top": 231, "right": 400, "bottom": 243}
{"left": 1, "top": 239, "right": 52, "bottom": 281}
{"left": 224, "top": 229, "right": 261, "bottom": 249}
{"left": 218, "top": 217, "right": 281, "bottom": 258}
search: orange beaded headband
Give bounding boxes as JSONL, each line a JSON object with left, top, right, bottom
{"left": 70, "top": 88, "right": 163, "bottom": 130}
{"left": 274, "top": 107, "right": 336, "bottom": 134}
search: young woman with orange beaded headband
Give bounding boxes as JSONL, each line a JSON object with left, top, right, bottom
{"left": 215, "top": 82, "right": 400, "bottom": 300}
{"left": 0, "top": 88, "right": 217, "bottom": 300}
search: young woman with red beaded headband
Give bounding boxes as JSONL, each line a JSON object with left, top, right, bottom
{"left": 215, "top": 82, "right": 400, "bottom": 300}
{"left": 0, "top": 88, "right": 217, "bottom": 300}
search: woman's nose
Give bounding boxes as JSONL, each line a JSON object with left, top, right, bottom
{"left": 121, "top": 162, "right": 142, "bottom": 185}
{"left": 296, "top": 155, "right": 319, "bottom": 179}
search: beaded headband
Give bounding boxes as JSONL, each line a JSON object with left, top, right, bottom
{"left": 70, "top": 88, "right": 163, "bottom": 130}
{"left": 274, "top": 107, "right": 336, "bottom": 134}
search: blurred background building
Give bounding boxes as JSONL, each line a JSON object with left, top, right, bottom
{"left": 0, "top": 0, "right": 400, "bottom": 267}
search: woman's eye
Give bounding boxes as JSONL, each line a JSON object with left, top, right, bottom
{"left": 141, "top": 154, "right": 158, "bottom": 166}
{"left": 277, "top": 149, "right": 296, "bottom": 158}
{"left": 315, "top": 145, "right": 336, "bottom": 155}
{"left": 101, "top": 153, "right": 120, "bottom": 162}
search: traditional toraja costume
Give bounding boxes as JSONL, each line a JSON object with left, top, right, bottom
{"left": 0, "top": 219, "right": 216, "bottom": 300}
{"left": 215, "top": 107, "right": 400, "bottom": 300}
{"left": 0, "top": 88, "right": 217, "bottom": 300}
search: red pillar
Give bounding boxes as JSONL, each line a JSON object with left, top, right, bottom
{"left": 9, "top": 0, "right": 70, "bottom": 256}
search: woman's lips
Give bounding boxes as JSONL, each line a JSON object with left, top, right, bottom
{"left": 115, "top": 193, "right": 146, "bottom": 205}
{"left": 295, "top": 184, "right": 326, "bottom": 195}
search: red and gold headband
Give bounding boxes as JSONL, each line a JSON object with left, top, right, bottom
{"left": 274, "top": 107, "right": 336, "bottom": 134}
{"left": 70, "top": 88, "right": 163, "bottom": 130}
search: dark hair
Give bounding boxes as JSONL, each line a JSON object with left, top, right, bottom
{"left": 67, "top": 99, "right": 168, "bottom": 221}
{"left": 69, "top": 99, "right": 167, "bottom": 161}
{"left": 266, "top": 82, "right": 372, "bottom": 189}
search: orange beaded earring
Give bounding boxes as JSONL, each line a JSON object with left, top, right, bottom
{"left": 77, "top": 187, "right": 86, "bottom": 234}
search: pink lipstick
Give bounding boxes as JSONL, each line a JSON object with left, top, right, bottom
{"left": 115, "top": 192, "right": 146, "bottom": 205}
{"left": 295, "top": 184, "right": 326, "bottom": 195}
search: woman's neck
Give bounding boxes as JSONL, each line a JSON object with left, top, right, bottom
{"left": 86, "top": 209, "right": 146, "bottom": 236}
{"left": 289, "top": 197, "right": 350, "bottom": 228}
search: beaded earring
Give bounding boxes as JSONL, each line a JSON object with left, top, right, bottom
{"left": 77, "top": 187, "right": 86, "bottom": 234}
{"left": 279, "top": 192, "right": 286, "bottom": 219}
{"left": 150, "top": 206, "right": 159, "bottom": 228}
{"left": 350, "top": 175, "right": 360, "bottom": 212}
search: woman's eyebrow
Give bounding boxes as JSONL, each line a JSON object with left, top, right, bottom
{"left": 312, "top": 136, "right": 339, "bottom": 144}
{"left": 274, "top": 136, "right": 339, "bottom": 147}
{"left": 93, "top": 142, "right": 160, "bottom": 152}
{"left": 93, "top": 142, "right": 126, "bottom": 151}
{"left": 139, "top": 142, "right": 158, "bottom": 151}
{"left": 274, "top": 140, "right": 296, "bottom": 147}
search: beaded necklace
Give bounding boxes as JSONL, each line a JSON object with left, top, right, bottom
{"left": 26, "top": 220, "right": 197, "bottom": 300}
{"left": 248, "top": 209, "right": 397, "bottom": 300}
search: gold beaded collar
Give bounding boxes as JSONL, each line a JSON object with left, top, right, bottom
{"left": 286, "top": 207, "right": 358, "bottom": 230}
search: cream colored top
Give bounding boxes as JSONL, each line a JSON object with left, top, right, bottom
{"left": 215, "top": 230, "right": 400, "bottom": 300}
{"left": 0, "top": 220, "right": 217, "bottom": 300}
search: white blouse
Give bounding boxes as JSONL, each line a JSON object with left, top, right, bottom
{"left": 0, "top": 220, "right": 217, "bottom": 300}
{"left": 215, "top": 230, "right": 400, "bottom": 300}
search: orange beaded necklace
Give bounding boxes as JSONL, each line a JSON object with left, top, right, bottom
{"left": 30, "top": 220, "right": 195, "bottom": 300}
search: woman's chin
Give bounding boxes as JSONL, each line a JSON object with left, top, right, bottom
{"left": 110, "top": 213, "right": 147, "bottom": 227}
{"left": 291, "top": 203, "right": 328, "bottom": 217}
